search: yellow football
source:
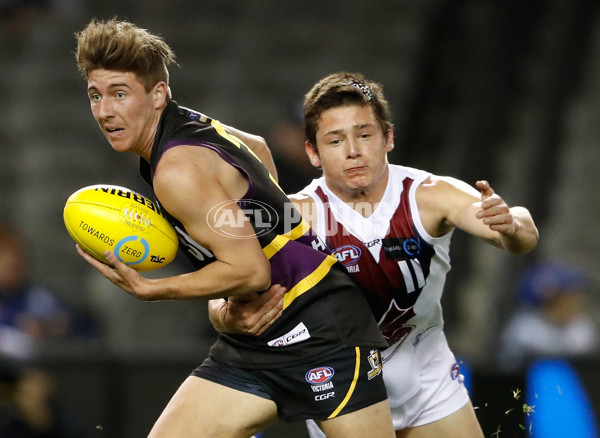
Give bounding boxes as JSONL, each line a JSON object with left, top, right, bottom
{"left": 64, "top": 184, "right": 178, "bottom": 271}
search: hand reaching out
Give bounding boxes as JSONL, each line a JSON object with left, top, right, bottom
{"left": 475, "top": 180, "right": 517, "bottom": 236}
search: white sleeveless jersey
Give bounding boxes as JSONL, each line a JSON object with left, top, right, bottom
{"left": 298, "top": 164, "right": 453, "bottom": 405}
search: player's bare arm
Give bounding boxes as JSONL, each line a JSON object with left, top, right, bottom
{"left": 417, "top": 176, "right": 538, "bottom": 254}
{"left": 208, "top": 194, "right": 316, "bottom": 335}
{"left": 85, "top": 146, "right": 271, "bottom": 301}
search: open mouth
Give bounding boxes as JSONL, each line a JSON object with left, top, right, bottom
{"left": 105, "top": 127, "right": 125, "bottom": 138}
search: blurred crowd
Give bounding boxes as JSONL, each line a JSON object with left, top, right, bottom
{"left": 0, "top": 364, "right": 84, "bottom": 437}
{"left": 0, "top": 222, "right": 95, "bottom": 437}
{"left": 0, "top": 223, "right": 98, "bottom": 360}
{"left": 498, "top": 261, "right": 599, "bottom": 370}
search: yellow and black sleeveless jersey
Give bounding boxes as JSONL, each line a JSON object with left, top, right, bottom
{"left": 140, "top": 100, "right": 387, "bottom": 368}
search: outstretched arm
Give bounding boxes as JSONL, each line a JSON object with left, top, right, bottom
{"left": 419, "top": 176, "right": 539, "bottom": 255}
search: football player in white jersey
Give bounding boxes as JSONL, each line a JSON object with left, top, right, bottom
{"left": 210, "top": 72, "right": 538, "bottom": 438}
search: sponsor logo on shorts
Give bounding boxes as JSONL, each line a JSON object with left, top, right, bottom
{"left": 305, "top": 366, "right": 335, "bottom": 384}
{"left": 310, "top": 381, "right": 334, "bottom": 393}
{"left": 450, "top": 362, "right": 464, "bottom": 383}
{"left": 451, "top": 362, "right": 460, "bottom": 379}
{"left": 451, "top": 362, "right": 461, "bottom": 380}
{"left": 315, "top": 392, "right": 335, "bottom": 401}
{"left": 367, "top": 350, "right": 383, "bottom": 380}
{"left": 412, "top": 324, "right": 436, "bottom": 348}
{"left": 267, "top": 322, "right": 310, "bottom": 347}
{"left": 306, "top": 368, "right": 336, "bottom": 400}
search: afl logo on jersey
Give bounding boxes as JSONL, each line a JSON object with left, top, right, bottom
{"left": 332, "top": 245, "right": 361, "bottom": 266}
{"left": 305, "top": 367, "right": 335, "bottom": 384}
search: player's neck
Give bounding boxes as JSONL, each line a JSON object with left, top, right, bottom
{"left": 328, "top": 169, "right": 389, "bottom": 217}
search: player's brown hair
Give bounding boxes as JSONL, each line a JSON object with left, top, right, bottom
{"left": 75, "top": 18, "right": 177, "bottom": 96}
{"left": 303, "top": 72, "right": 393, "bottom": 149}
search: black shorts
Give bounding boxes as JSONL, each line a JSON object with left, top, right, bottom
{"left": 191, "top": 346, "right": 387, "bottom": 422}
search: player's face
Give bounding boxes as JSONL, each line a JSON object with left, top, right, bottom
{"left": 307, "top": 104, "right": 393, "bottom": 201}
{"left": 86, "top": 69, "right": 165, "bottom": 160}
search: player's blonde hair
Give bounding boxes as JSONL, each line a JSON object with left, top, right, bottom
{"left": 304, "top": 72, "right": 393, "bottom": 149}
{"left": 75, "top": 18, "right": 177, "bottom": 97}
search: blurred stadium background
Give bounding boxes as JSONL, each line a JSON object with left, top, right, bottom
{"left": 1, "top": 0, "right": 599, "bottom": 436}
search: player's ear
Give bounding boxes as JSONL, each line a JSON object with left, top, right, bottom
{"left": 384, "top": 128, "right": 394, "bottom": 153}
{"left": 305, "top": 141, "right": 321, "bottom": 168}
{"left": 152, "top": 81, "right": 168, "bottom": 108}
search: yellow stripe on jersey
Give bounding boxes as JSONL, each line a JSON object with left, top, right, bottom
{"left": 287, "top": 218, "right": 311, "bottom": 240}
{"left": 282, "top": 254, "right": 338, "bottom": 310}
{"left": 210, "top": 120, "right": 284, "bottom": 193}
{"left": 328, "top": 347, "right": 361, "bottom": 419}
{"left": 262, "top": 219, "right": 311, "bottom": 259}
{"left": 270, "top": 172, "right": 285, "bottom": 194}
{"left": 211, "top": 119, "right": 263, "bottom": 162}
{"left": 262, "top": 234, "right": 288, "bottom": 260}
{"left": 211, "top": 119, "right": 242, "bottom": 148}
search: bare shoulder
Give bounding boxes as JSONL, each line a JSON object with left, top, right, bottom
{"left": 418, "top": 174, "right": 476, "bottom": 195}
{"left": 417, "top": 174, "right": 479, "bottom": 205}
{"left": 415, "top": 174, "right": 480, "bottom": 237}
{"left": 415, "top": 175, "right": 446, "bottom": 211}
{"left": 153, "top": 146, "right": 248, "bottom": 219}
{"left": 155, "top": 146, "right": 221, "bottom": 182}
{"left": 152, "top": 147, "right": 215, "bottom": 213}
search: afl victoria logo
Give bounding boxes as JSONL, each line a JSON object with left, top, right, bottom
{"left": 332, "top": 245, "right": 361, "bottom": 266}
{"left": 305, "top": 367, "right": 335, "bottom": 384}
